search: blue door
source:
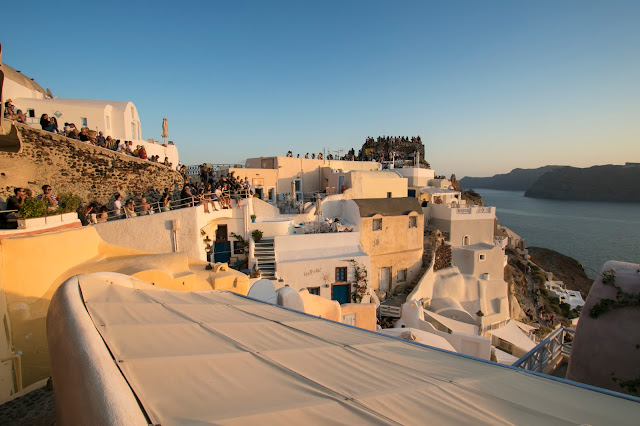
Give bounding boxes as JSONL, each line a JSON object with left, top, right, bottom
{"left": 332, "top": 284, "right": 350, "bottom": 305}
{"left": 214, "top": 242, "right": 231, "bottom": 263}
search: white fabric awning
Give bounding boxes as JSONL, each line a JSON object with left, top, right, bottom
{"left": 488, "top": 321, "right": 537, "bottom": 352}
{"left": 423, "top": 309, "right": 479, "bottom": 335}
{"left": 47, "top": 273, "right": 640, "bottom": 425}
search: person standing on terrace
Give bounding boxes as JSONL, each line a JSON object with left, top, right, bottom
{"left": 113, "top": 193, "right": 123, "bottom": 218}
{"left": 37, "top": 185, "right": 58, "bottom": 208}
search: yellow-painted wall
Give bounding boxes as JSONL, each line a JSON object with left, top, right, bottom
{"left": 341, "top": 303, "right": 377, "bottom": 331}
{"left": 0, "top": 226, "right": 248, "bottom": 393}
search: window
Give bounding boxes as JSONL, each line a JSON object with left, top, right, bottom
{"left": 373, "top": 218, "right": 382, "bottom": 231}
{"left": 335, "top": 267, "right": 347, "bottom": 283}
{"left": 308, "top": 287, "right": 320, "bottom": 296}
{"left": 409, "top": 216, "right": 417, "bottom": 228}
{"left": 479, "top": 254, "right": 486, "bottom": 261}
{"left": 387, "top": 192, "right": 392, "bottom": 198}
{"left": 27, "top": 109, "right": 35, "bottom": 118}
{"left": 398, "top": 269, "right": 407, "bottom": 282}
{"left": 81, "top": 117, "right": 88, "bottom": 127}
{"left": 342, "top": 313, "right": 356, "bottom": 326}
{"left": 462, "top": 235, "right": 470, "bottom": 246}
{"left": 408, "top": 189, "right": 416, "bottom": 197}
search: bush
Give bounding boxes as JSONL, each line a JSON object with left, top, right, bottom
{"left": 251, "top": 229, "right": 263, "bottom": 242}
{"left": 18, "top": 198, "right": 49, "bottom": 219}
{"left": 57, "top": 192, "right": 82, "bottom": 213}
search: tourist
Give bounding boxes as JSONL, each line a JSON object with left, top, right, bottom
{"left": 14, "top": 109, "right": 27, "bottom": 124}
{"left": 180, "top": 185, "right": 193, "bottom": 207}
{"left": 124, "top": 199, "right": 137, "bottom": 218}
{"left": 96, "top": 132, "right": 106, "bottom": 147}
{"left": 161, "top": 191, "right": 172, "bottom": 212}
{"left": 138, "top": 197, "right": 152, "bottom": 215}
{"left": 96, "top": 206, "right": 108, "bottom": 223}
{"left": 40, "top": 114, "right": 51, "bottom": 131}
{"left": 3, "top": 100, "right": 16, "bottom": 119}
{"left": 48, "top": 117, "right": 59, "bottom": 134}
{"left": 6, "top": 188, "right": 27, "bottom": 212}
{"left": 113, "top": 193, "right": 123, "bottom": 217}
{"left": 78, "top": 127, "right": 90, "bottom": 142}
{"left": 139, "top": 145, "right": 148, "bottom": 160}
{"left": 304, "top": 153, "right": 309, "bottom": 159}
{"left": 37, "top": 185, "right": 58, "bottom": 208}
{"left": 331, "top": 218, "right": 352, "bottom": 232}
{"left": 286, "top": 151, "right": 293, "bottom": 157}
{"left": 24, "top": 188, "right": 33, "bottom": 198}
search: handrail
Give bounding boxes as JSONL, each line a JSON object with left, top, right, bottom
{"left": 512, "top": 327, "right": 575, "bottom": 373}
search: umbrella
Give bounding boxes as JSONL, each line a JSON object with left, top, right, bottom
{"left": 161, "top": 118, "right": 168, "bottom": 144}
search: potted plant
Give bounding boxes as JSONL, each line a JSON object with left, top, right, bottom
{"left": 250, "top": 214, "right": 257, "bottom": 223}
{"left": 17, "top": 198, "right": 49, "bottom": 229}
{"left": 251, "top": 229, "right": 263, "bottom": 242}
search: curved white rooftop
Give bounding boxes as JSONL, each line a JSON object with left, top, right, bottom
{"left": 48, "top": 273, "right": 640, "bottom": 425}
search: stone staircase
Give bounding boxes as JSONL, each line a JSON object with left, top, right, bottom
{"left": 403, "top": 236, "right": 436, "bottom": 295}
{"left": 254, "top": 237, "right": 276, "bottom": 279}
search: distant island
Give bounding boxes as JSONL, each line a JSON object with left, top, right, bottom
{"left": 460, "top": 166, "right": 564, "bottom": 191}
{"left": 461, "top": 163, "right": 640, "bottom": 202}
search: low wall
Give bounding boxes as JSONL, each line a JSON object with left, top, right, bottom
{"left": 0, "top": 124, "right": 184, "bottom": 205}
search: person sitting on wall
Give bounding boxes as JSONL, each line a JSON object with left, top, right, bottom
{"left": 123, "top": 199, "right": 137, "bottom": 218}
{"left": 37, "top": 185, "right": 58, "bottom": 208}
{"left": 48, "top": 116, "right": 59, "bottom": 134}
{"left": 331, "top": 218, "right": 352, "bottom": 232}
{"left": 78, "top": 127, "right": 90, "bottom": 142}
{"left": 286, "top": 151, "right": 293, "bottom": 157}
{"left": 138, "top": 145, "right": 148, "bottom": 160}
{"left": 3, "top": 101, "right": 18, "bottom": 120}
{"left": 40, "top": 114, "right": 52, "bottom": 131}
{"left": 65, "top": 123, "right": 79, "bottom": 139}
{"left": 96, "top": 131, "right": 106, "bottom": 147}
{"left": 14, "top": 109, "right": 28, "bottom": 124}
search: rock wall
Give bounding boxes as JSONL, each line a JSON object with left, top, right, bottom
{"left": 0, "top": 124, "right": 184, "bottom": 205}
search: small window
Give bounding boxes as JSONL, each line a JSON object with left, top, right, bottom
{"left": 342, "top": 313, "right": 356, "bottom": 326}
{"left": 387, "top": 192, "right": 392, "bottom": 198}
{"left": 409, "top": 216, "right": 417, "bottom": 228}
{"left": 308, "top": 287, "right": 320, "bottom": 295}
{"left": 27, "top": 109, "right": 35, "bottom": 118}
{"left": 81, "top": 117, "right": 88, "bottom": 127}
{"left": 373, "top": 218, "right": 382, "bottom": 231}
{"left": 398, "top": 269, "right": 407, "bottom": 282}
{"left": 335, "top": 267, "right": 347, "bottom": 283}
{"left": 463, "top": 235, "right": 470, "bottom": 246}
{"left": 479, "top": 254, "right": 486, "bottom": 261}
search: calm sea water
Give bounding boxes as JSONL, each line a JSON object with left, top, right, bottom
{"left": 473, "top": 189, "right": 640, "bottom": 278}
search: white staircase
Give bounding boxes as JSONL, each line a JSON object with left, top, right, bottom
{"left": 254, "top": 238, "right": 276, "bottom": 279}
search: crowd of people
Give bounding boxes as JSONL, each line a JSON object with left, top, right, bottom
{"left": 365, "top": 135, "right": 422, "bottom": 145}
{"left": 284, "top": 149, "right": 358, "bottom": 161}
{"left": 2, "top": 99, "right": 177, "bottom": 169}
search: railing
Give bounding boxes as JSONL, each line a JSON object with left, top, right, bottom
{"left": 186, "top": 164, "right": 243, "bottom": 176}
{"left": 456, "top": 208, "right": 472, "bottom": 214}
{"left": 512, "top": 327, "right": 575, "bottom": 373}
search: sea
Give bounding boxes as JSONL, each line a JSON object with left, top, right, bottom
{"left": 472, "top": 189, "right": 640, "bottom": 278}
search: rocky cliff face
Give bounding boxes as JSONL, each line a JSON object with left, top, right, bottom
{"left": 0, "top": 124, "right": 184, "bottom": 205}
{"left": 528, "top": 246, "right": 593, "bottom": 298}
{"left": 460, "top": 165, "right": 564, "bottom": 191}
{"left": 524, "top": 165, "right": 640, "bottom": 202}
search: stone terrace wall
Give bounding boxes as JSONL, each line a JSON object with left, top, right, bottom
{"left": 0, "top": 124, "right": 184, "bottom": 205}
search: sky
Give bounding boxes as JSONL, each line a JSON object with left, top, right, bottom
{"left": 2, "top": 0, "right": 639, "bottom": 177}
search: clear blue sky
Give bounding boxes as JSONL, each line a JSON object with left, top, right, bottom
{"left": 2, "top": 0, "right": 639, "bottom": 177}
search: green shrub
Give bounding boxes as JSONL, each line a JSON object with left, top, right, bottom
{"left": 18, "top": 198, "right": 49, "bottom": 219}
{"left": 56, "top": 192, "right": 83, "bottom": 213}
{"left": 251, "top": 229, "right": 263, "bottom": 242}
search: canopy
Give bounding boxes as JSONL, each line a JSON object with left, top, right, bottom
{"left": 47, "top": 273, "right": 640, "bottom": 425}
{"left": 488, "top": 321, "right": 537, "bottom": 352}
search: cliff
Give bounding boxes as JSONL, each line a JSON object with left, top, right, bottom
{"left": 0, "top": 124, "right": 184, "bottom": 205}
{"left": 524, "top": 164, "right": 640, "bottom": 202}
{"left": 528, "top": 246, "right": 593, "bottom": 298}
{"left": 460, "top": 166, "right": 564, "bottom": 191}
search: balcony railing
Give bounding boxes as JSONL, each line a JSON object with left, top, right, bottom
{"left": 512, "top": 327, "right": 575, "bottom": 373}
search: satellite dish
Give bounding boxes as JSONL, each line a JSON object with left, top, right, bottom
{"left": 276, "top": 287, "right": 304, "bottom": 312}
{"left": 247, "top": 279, "right": 276, "bottom": 304}
{"left": 46, "top": 88, "right": 53, "bottom": 98}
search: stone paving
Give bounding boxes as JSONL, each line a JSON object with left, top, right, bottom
{"left": 0, "top": 381, "right": 55, "bottom": 425}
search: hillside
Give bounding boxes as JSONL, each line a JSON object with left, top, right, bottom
{"left": 524, "top": 164, "right": 640, "bottom": 202}
{"left": 460, "top": 166, "right": 564, "bottom": 191}
{"left": 528, "top": 246, "right": 593, "bottom": 299}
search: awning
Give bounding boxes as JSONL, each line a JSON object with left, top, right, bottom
{"left": 488, "top": 321, "right": 537, "bottom": 352}
{"left": 47, "top": 273, "right": 640, "bottom": 425}
{"left": 423, "top": 309, "right": 479, "bottom": 335}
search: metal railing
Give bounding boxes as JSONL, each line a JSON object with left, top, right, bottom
{"left": 512, "top": 327, "right": 575, "bottom": 373}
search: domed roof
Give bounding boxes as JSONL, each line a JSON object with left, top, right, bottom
{"left": 0, "top": 63, "right": 47, "bottom": 96}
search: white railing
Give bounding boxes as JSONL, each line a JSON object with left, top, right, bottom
{"left": 512, "top": 327, "right": 574, "bottom": 373}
